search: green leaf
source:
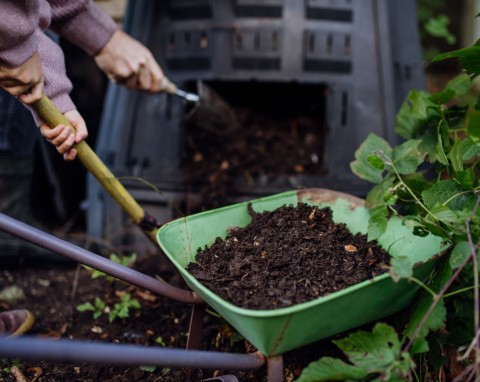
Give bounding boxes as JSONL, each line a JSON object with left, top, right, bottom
{"left": 297, "top": 357, "right": 368, "bottom": 381}
{"left": 334, "top": 323, "right": 402, "bottom": 371}
{"left": 458, "top": 137, "right": 480, "bottom": 160}
{"left": 431, "top": 73, "right": 472, "bottom": 103}
{"left": 433, "top": 45, "right": 480, "bottom": 77}
{"left": 389, "top": 256, "right": 413, "bottom": 282}
{"left": 365, "top": 176, "right": 395, "bottom": 208}
{"left": 405, "top": 258, "right": 451, "bottom": 340}
{"left": 392, "top": 139, "right": 425, "bottom": 174}
{"left": 456, "top": 168, "right": 476, "bottom": 189}
{"left": 396, "top": 91, "right": 437, "bottom": 139}
{"left": 424, "top": 15, "right": 456, "bottom": 44}
{"left": 410, "top": 337, "right": 429, "bottom": 355}
{"left": 367, "top": 154, "right": 385, "bottom": 170}
{"left": 466, "top": 108, "right": 480, "bottom": 144}
{"left": 76, "top": 302, "right": 95, "bottom": 312}
{"left": 435, "top": 124, "right": 449, "bottom": 165}
{"left": 449, "top": 241, "right": 472, "bottom": 269}
{"left": 448, "top": 137, "right": 463, "bottom": 172}
{"left": 350, "top": 133, "right": 392, "bottom": 184}
{"left": 367, "top": 205, "right": 388, "bottom": 241}
{"left": 422, "top": 180, "right": 465, "bottom": 210}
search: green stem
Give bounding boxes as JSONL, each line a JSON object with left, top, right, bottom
{"left": 443, "top": 285, "right": 476, "bottom": 298}
{"left": 407, "top": 277, "right": 436, "bottom": 297}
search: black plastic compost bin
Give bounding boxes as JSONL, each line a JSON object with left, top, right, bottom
{"left": 87, "top": 0, "right": 424, "bottom": 247}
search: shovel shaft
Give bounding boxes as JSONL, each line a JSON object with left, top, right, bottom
{"left": 32, "top": 94, "right": 158, "bottom": 244}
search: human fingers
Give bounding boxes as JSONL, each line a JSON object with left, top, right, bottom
{"left": 63, "top": 148, "right": 78, "bottom": 161}
{"left": 40, "top": 124, "right": 74, "bottom": 148}
{"left": 64, "top": 110, "right": 88, "bottom": 143}
{"left": 137, "top": 65, "right": 152, "bottom": 91}
{"left": 146, "top": 57, "right": 163, "bottom": 92}
{"left": 0, "top": 52, "right": 44, "bottom": 102}
{"left": 18, "top": 81, "right": 44, "bottom": 104}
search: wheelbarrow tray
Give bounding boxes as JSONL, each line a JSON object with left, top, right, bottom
{"left": 157, "top": 188, "right": 445, "bottom": 356}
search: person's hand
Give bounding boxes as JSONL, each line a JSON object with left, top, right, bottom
{"left": 0, "top": 51, "right": 44, "bottom": 104}
{"left": 94, "top": 29, "right": 163, "bottom": 92}
{"left": 39, "top": 110, "right": 88, "bottom": 161}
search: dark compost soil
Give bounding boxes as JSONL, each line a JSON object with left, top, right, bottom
{"left": 0, "top": 202, "right": 390, "bottom": 381}
{"left": 180, "top": 82, "right": 327, "bottom": 212}
{"left": 187, "top": 203, "right": 391, "bottom": 310}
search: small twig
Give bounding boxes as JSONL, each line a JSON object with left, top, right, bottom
{"left": 458, "top": 328, "right": 480, "bottom": 361}
{"left": 69, "top": 263, "right": 82, "bottom": 320}
{"left": 11, "top": 366, "right": 28, "bottom": 382}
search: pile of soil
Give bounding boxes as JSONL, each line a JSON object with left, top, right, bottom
{"left": 187, "top": 203, "right": 391, "bottom": 310}
{"left": 180, "top": 83, "right": 327, "bottom": 211}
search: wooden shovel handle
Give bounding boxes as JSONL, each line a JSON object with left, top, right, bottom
{"left": 32, "top": 94, "right": 159, "bottom": 245}
{"left": 159, "top": 76, "right": 177, "bottom": 95}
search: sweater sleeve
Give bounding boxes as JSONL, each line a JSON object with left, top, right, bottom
{"left": 47, "top": 0, "right": 117, "bottom": 57}
{"left": 0, "top": 0, "right": 40, "bottom": 67}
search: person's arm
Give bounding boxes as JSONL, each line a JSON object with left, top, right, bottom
{"left": 48, "top": 0, "right": 164, "bottom": 92}
{"left": 0, "top": 1, "right": 44, "bottom": 103}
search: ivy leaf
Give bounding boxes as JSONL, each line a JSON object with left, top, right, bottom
{"left": 390, "top": 256, "right": 413, "bottom": 282}
{"left": 350, "top": 133, "right": 392, "bottom": 184}
{"left": 368, "top": 204, "right": 388, "bottom": 241}
{"left": 449, "top": 241, "right": 472, "bottom": 269}
{"left": 296, "top": 357, "right": 368, "bottom": 381}
{"left": 422, "top": 180, "right": 465, "bottom": 211}
{"left": 392, "top": 139, "right": 425, "bottom": 174}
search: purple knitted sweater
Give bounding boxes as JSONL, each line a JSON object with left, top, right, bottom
{"left": 0, "top": 0, "right": 117, "bottom": 118}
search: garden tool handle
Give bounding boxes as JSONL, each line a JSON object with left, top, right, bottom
{"left": 159, "top": 76, "right": 177, "bottom": 95}
{"left": 31, "top": 94, "right": 160, "bottom": 245}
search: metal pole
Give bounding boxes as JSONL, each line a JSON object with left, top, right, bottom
{"left": 0, "top": 213, "right": 203, "bottom": 305}
{"left": 0, "top": 337, "right": 265, "bottom": 370}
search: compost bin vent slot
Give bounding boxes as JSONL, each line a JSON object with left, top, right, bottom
{"left": 168, "top": 0, "right": 212, "bottom": 20}
{"left": 166, "top": 29, "right": 212, "bottom": 71}
{"left": 232, "top": 28, "right": 282, "bottom": 71}
{"left": 305, "top": 0, "right": 353, "bottom": 22}
{"left": 303, "top": 30, "right": 352, "bottom": 74}
{"left": 341, "top": 91, "right": 348, "bottom": 127}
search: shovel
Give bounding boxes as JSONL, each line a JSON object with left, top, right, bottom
{"left": 161, "top": 78, "right": 239, "bottom": 135}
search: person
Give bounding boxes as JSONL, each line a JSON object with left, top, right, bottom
{"left": 0, "top": 0, "right": 166, "bottom": 336}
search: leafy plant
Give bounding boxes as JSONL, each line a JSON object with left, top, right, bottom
{"left": 299, "top": 39, "right": 480, "bottom": 381}
{"left": 76, "top": 297, "right": 106, "bottom": 319}
{"left": 297, "top": 323, "right": 414, "bottom": 382}
{"left": 84, "top": 253, "right": 137, "bottom": 281}
{"left": 108, "top": 293, "right": 141, "bottom": 323}
{"left": 76, "top": 293, "right": 141, "bottom": 323}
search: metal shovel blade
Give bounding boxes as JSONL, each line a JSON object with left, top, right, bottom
{"left": 185, "top": 81, "right": 239, "bottom": 135}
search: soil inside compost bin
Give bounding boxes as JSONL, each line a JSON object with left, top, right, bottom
{"left": 187, "top": 203, "right": 391, "bottom": 310}
{"left": 179, "top": 82, "right": 328, "bottom": 212}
